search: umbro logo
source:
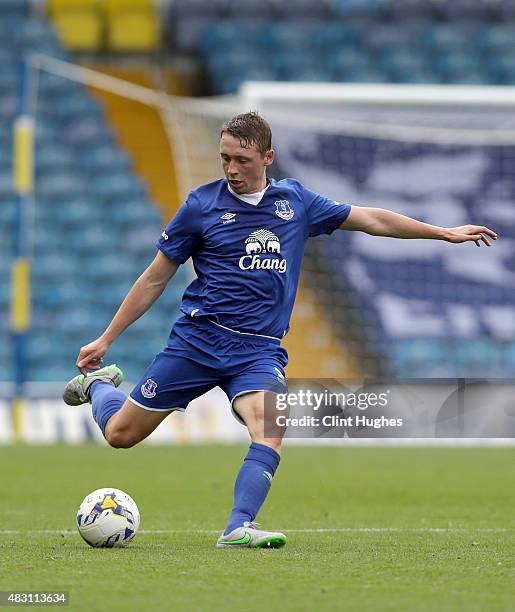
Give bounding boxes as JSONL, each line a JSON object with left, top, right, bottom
{"left": 220, "top": 212, "right": 236, "bottom": 224}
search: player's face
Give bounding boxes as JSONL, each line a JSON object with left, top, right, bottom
{"left": 220, "top": 133, "right": 274, "bottom": 194}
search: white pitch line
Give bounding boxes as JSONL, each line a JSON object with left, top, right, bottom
{"left": 0, "top": 528, "right": 512, "bottom": 536}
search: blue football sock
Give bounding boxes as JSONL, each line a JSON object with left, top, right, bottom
{"left": 90, "top": 381, "right": 125, "bottom": 437}
{"left": 224, "top": 442, "right": 281, "bottom": 535}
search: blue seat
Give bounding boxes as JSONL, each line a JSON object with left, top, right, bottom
{"left": 225, "top": 0, "right": 276, "bottom": 18}
{"left": 14, "top": 18, "right": 59, "bottom": 49}
{"left": 478, "top": 25, "right": 515, "bottom": 53}
{"left": 332, "top": 0, "right": 388, "bottom": 19}
{"left": 432, "top": 51, "right": 482, "bottom": 83}
{"left": 379, "top": 48, "right": 429, "bottom": 81}
{"left": 256, "top": 22, "right": 315, "bottom": 53}
{"left": 422, "top": 23, "right": 478, "bottom": 53}
{"left": 73, "top": 227, "right": 120, "bottom": 254}
{"left": 36, "top": 145, "right": 75, "bottom": 173}
{"left": 0, "top": 170, "right": 13, "bottom": 198}
{"left": 333, "top": 67, "right": 389, "bottom": 83}
{"left": 64, "top": 119, "right": 114, "bottom": 146}
{"left": 90, "top": 281, "right": 133, "bottom": 310}
{"left": 0, "top": 0, "right": 29, "bottom": 17}
{"left": 35, "top": 122, "right": 58, "bottom": 144}
{"left": 172, "top": 0, "right": 226, "bottom": 19}
{"left": 200, "top": 21, "right": 256, "bottom": 54}
{"left": 0, "top": 67, "right": 17, "bottom": 93}
{"left": 387, "top": 0, "right": 438, "bottom": 20}
{"left": 268, "top": 52, "right": 322, "bottom": 81}
{"left": 206, "top": 48, "right": 261, "bottom": 77}
{"left": 0, "top": 198, "right": 15, "bottom": 225}
{"left": 92, "top": 171, "right": 147, "bottom": 201}
{"left": 122, "top": 224, "right": 163, "bottom": 256}
{"left": 497, "top": 0, "right": 515, "bottom": 20}
{"left": 32, "top": 254, "right": 79, "bottom": 281}
{"left": 325, "top": 48, "right": 374, "bottom": 79}
{"left": 50, "top": 306, "right": 105, "bottom": 335}
{"left": 435, "top": 0, "right": 494, "bottom": 22}
{"left": 52, "top": 94, "right": 104, "bottom": 122}
{"left": 114, "top": 197, "right": 165, "bottom": 226}
{"left": 32, "top": 282, "right": 84, "bottom": 311}
{"left": 212, "top": 64, "right": 278, "bottom": 94}
{"left": 275, "top": 0, "right": 331, "bottom": 19}
{"left": 38, "top": 71, "right": 83, "bottom": 97}
{"left": 85, "top": 253, "right": 140, "bottom": 283}
{"left": 79, "top": 145, "right": 132, "bottom": 174}
{"left": 312, "top": 23, "right": 363, "bottom": 56}
{"left": 49, "top": 198, "right": 93, "bottom": 226}
{"left": 488, "top": 52, "right": 515, "bottom": 85}
{"left": 36, "top": 170, "right": 88, "bottom": 200}
{"left": 0, "top": 146, "right": 11, "bottom": 168}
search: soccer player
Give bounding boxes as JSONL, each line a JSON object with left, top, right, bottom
{"left": 63, "top": 112, "right": 497, "bottom": 549}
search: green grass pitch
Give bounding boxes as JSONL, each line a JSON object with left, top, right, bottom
{"left": 0, "top": 445, "right": 513, "bottom": 611}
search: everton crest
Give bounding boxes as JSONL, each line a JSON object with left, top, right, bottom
{"left": 141, "top": 378, "right": 158, "bottom": 399}
{"left": 274, "top": 200, "right": 294, "bottom": 221}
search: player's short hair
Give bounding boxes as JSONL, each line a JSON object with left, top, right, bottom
{"left": 221, "top": 112, "right": 272, "bottom": 156}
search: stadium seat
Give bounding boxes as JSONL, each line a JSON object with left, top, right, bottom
{"left": 0, "top": 68, "right": 17, "bottom": 95}
{"left": 332, "top": 0, "right": 388, "bottom": 19}
{"left": 478, "top": 25, "right": 515, "bottom": 54}
{"left": 106, "top": 10, "right": 159, "bottom": 52}
{"left": 0, "top": 170, "right": 13, "bottom": 198}
{"left": 312, "top": 22, "right": 363, "bottom": 54}
{"left": 432, "top": 51, "right": 483, "bottom": 83}
{"left": 78, "top": 144, "right": 132, "bottom": 174}
{"left": 104, "top": 0, "right": 159, "bottom": 52}
{"left": 497, "top": 0, "right": 515, "bottom": 20}
{"left": 0, "top": 0, "right": 29, "bottom": 17}
{"left": 325, "top": 48, "right": 375, "bottom": 79}
{"left": 52, "top": 10, "right": 103, "bottom": 52}
{"left": 36, "top": 171, "right": 88, "bottom": 200}
{"left": 32, "top": 281, "right": 85, "bottom": 311}
{"left": 225, "top": 0, "right": 276, "bottom": 18}
{"left": 64, "top": 118, "right": 115, "bottom": 146}
{"left": 435, "top": 0, "right": 494, "bottom": 22}
{"left": 15, "top": 18, "right": 60, "bottom": 50}
{"left": 36, "top": 144, "right": 75, "bottom": 173}
{"left": 51, "top": 93, "right": 104, "bottom": 122}
{"left": 104, "top": 0, "right": 155, "bottom": 11}
{"left": 48, "top": 0, "right": 97, "bottom": 14}
{"left": 200, "top": 21, "right": 257, "bottom": 54}
{"left": 92, "top": 171, "right": 147, "bottom": 201}
{"left": 257, "top": 22, "right": 316, "bottom": 53}
{"left": 387, "top": 0, "right": 438, "bottom": 21}
{"left": 275, "top": 0, "right": 331, "bottom": 19}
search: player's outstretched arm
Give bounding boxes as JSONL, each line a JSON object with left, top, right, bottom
{"left": 76, "top": 251, "right": 179, "bottom": 374}
{"left": 341, "top": 206, "right": 497, "bottom": 247}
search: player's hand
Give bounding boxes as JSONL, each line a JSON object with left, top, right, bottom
{"left": 446, "top": 225, "right": 498, "bottom": 247}
{"left": 76, "top": 337, "right": 111, "bottom": 376}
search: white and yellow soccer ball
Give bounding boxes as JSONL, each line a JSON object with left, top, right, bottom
{"left": 76, "top": 488, "right": 140, "bottom": 548}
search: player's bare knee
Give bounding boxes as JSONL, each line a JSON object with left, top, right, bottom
{"left": 105, "top": 427, "right": 139, "bottom": 449}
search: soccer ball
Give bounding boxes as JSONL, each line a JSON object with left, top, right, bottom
{"left": 76, "top": 488, "right": 140, "bottom": 548}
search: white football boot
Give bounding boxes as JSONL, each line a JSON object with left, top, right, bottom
{"left": 216, "top": 521, "right": 287, "bottom": 549}
{"left": 62, "top": 364, "right": 124, "bottom": 406}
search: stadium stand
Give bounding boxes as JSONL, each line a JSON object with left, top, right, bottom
{"left": 166, "top": 0, "right": 515, "bottom": 94}
{"left": 0, "top": 3, "right": 186, "bottom": 382}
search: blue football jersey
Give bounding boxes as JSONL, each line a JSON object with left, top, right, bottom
{"left": 157, "top": 178, "right": 351, "bottom": 339}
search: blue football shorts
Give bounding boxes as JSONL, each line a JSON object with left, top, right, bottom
{"left": 129, "top": 316, "right": 288, "bottom": 423}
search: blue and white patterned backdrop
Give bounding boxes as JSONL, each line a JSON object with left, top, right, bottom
{"left": 274, "top": 127, "right": 515, "bottom": 377}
